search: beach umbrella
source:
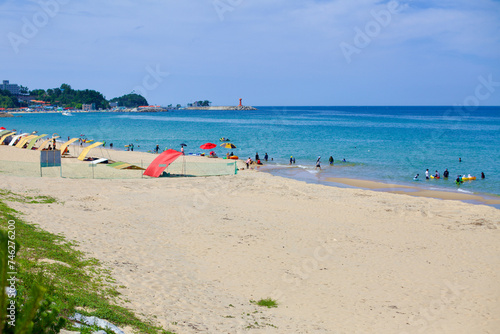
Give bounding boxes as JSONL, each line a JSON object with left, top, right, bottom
{"left": 0, "top": 127, "right": 5, "bottom": 130}
{"left": 220, "top": 143, "right": 236, "bottom": 149}
{"left": 200, "top": 143, "right": 217, "bottom": 150}
{"left": 180, "top": 143, "right": 187, "bottom": 147}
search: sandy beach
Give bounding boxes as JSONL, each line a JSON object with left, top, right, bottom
{"left": 1, "top": 145, "right": 499, "bottom": 333}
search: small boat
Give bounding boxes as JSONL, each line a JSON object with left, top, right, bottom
{"left": 462, "top": 176, "right": 476, "bottom": 181}
{"left": 62, "top": 112, "right": 72, "bottom": 116}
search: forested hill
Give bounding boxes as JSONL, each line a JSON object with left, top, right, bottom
{"left": 30, "top": 84, "right": 109, "bottom": 109}
{"left": 1, "top": 84, "right": 151, "bottom": 109}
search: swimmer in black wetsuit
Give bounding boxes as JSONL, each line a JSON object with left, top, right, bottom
{"left": 443, "top": 169, "right": 449, "bottom": 178}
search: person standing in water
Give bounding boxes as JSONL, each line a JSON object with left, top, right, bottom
{"left": 481, "top": 172, "right": 485, "bottom": 179}
{"left": 425, "top": 169, "right": 429, "bottom": 179}
{"left": 443, "top": 169, "right": 449, "bottom": 178}
{"left": 290, "top": 156, "right": 293, "bottom": 165}
{"left": 315, "top": 156, "right": 321, "bottom": 170}
{"left": 264, "top": 153, "right": 268, "bottom": 161}
{"left": 329, "top": 156, "right": 334, "bottom": 165}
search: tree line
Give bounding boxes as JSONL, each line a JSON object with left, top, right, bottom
{"left": 0, "top": 83, "right": 149, "bottom": 109}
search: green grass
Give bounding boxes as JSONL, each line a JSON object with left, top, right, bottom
{"left": 250, "top": 298, "right": 278, "bottom": 308}
{"left": 0, "top": 189, "right": 173, "bottom": 333}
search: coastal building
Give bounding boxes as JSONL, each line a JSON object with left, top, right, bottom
{"left": 82, "top": 103, "right": 96, "bottom": 111}
{"left": 2, "top": 80, "right": 20, "bottom": 95}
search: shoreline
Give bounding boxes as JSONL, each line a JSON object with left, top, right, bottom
{"left": 9, "top": 109, "right": 175, "bottom": 114}
{"left": 258, "top": 164, "right": 500, "bottom": 208}
{"left": 1, "top": 141, "right": 498, "bottom": 208}
{"left": 325, "top": 177, "right": 500, "bottom": 206}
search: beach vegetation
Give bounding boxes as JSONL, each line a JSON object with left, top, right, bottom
{"left": 0, "top": 189, "right": 173, "bottom": 334}
{"left": 110, "top": 93, "right": 148, "bottom": 108}
{"left": 250, "top": 298, "right": 278, "bottom": 308}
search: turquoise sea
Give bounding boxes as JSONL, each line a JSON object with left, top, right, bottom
{"left": 3, "top": 106, "right": 500, "bottom": 199}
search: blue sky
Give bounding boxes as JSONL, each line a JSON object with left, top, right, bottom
{"left": 1, "top": 0, "right": 499, "bottom": 106}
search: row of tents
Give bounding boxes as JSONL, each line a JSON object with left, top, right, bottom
{"left": 1, "top": 127, "right": 188, "bottom": 178}
{"left": 0, "top": 128, "right": 103, "bottom": 162}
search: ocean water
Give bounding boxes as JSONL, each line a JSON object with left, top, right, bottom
{"left": 2, "top": 106, "right": 500, "bottom": 197}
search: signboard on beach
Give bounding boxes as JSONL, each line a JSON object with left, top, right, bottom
{"left": 40, "top": 150, "right": 61, "bottom": 167}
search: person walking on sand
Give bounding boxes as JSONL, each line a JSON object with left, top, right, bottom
{"left": 315, "top": 156, "right": 321, "bottom": 170}
{"left": 181, "top": 146, "right": 184, "bottom": 155}
{"left": 425, "top": 169, "right": 429, "bottom": 179}
{"left": 246, "top": 157, "right": 252, "bottom": 169}
{"left": 329, "top": 156, "right": 334, "bottom": 165}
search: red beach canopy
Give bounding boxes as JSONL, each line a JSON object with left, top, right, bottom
{"left": 200, "top": 143, "right": 217, "bottom": 150}
{"left": 143, "top": 149, "right": 183, "bottom": 178}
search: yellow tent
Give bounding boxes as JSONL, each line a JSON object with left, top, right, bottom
{"left": 78, "top": 142, "right": 103, "bottom": 161}
{"left": 59, "top": 138, "right": 79, "bottom": 155}
{"left": 0, "top": 132, "right": 14, "bottom": 144}
{"left": 37, "top": 136, "right": 60, "bottom": 151}
{"left": 26, "top": 134, "right": 48, "bottom": 150}
{"left": 15, "top": 134, "right": 37, "bottom": 148}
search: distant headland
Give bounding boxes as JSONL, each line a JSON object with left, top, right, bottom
{"left": 1, "top": 80, "right": 256, "bottom": 113}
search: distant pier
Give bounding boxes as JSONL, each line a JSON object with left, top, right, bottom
{"left": 185, "top": 106, "right": 257, "bottom": 111}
